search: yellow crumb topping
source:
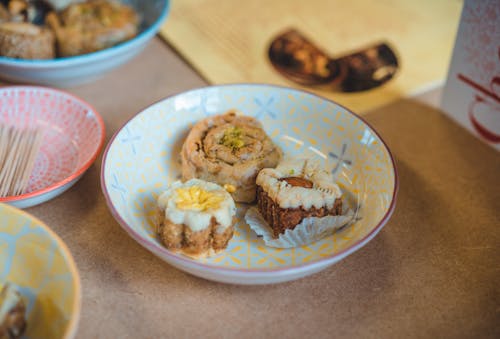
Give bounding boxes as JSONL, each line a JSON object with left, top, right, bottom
{"left": 223, "top": 184, "right": 236, "bottom": 193}
{"left": 175, "top": 186, "right": 224, "bottom": 211}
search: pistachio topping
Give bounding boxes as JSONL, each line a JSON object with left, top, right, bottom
{"left": 220, "top": 126, "right": 245, "bottom": 150}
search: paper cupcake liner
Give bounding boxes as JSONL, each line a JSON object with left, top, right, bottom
{"left": 245, "top": 206, "right": 357, "bottom": 248}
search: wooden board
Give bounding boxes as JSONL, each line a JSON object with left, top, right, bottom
{"left": 160, "top": 0, "right": 463, "bottom": 113}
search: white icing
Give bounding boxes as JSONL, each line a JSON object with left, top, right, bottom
{"left": 256, "top": 158, "right": 342, "bottom": 209}
{"left": 158, "top": 179, "right": 236, "bottom": 232}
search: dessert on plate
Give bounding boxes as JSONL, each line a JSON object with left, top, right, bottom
{"left": 181, "top": 110, "right": 282, "bottom": 203}
{"left": 157, "top": 178, "right": 236, "bottom": 258}
{"left": 46, "top": 0, "right": 139, "bottom": 57}
{"left": 0, "top": 22, "right": 55, "bottom": 59}
{"left": 0, "top": 0, "right": 139, "bottom": 59}
{"left": 0, "top": 283, "right": 26, "bottom": 339}
{"left": 255, "top": 158, "right": 343, "bottom": 238}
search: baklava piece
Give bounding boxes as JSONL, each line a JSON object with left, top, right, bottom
{"left": 157, "top": 179, "right": 236, "bottom": 258}
{"left": 0, "top": 21, "right": 55, "bottom": 59}
{"left": 0, "top": 283, "right": 27, "bottom": 339}
{"left": 181, "top": 111, "right": 282, "bottom": 203}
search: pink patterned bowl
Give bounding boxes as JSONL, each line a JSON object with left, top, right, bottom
{"left": 0, "top": 86, "right": 105, "bottom": 208}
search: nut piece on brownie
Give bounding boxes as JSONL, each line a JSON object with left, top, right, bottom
{"left": 157, "top": 179, "right": 236, "bottom": 258}
{"left": 255, "top": 158, "right": 342, "bottom": 238}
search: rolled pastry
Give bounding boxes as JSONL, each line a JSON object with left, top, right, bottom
{"left": 181, "top": 111, "right": 282, "bottom": 203}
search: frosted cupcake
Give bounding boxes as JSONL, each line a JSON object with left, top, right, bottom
{"left": 157, "top": 179, "right": 236, "bottom": 258}
{"left": 244, "top": 157, "right": 351, "bottom": 248}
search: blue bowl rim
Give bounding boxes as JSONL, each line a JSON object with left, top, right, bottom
{"left": 0, "top": 0, "right": 170, "bottom": 67}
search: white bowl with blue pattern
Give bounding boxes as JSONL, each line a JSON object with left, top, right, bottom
{"left": 0, "top": 0, "right": 169, "bottom": 87}
{"left": 101, "top": 84, "right": 398, "bottom": 284}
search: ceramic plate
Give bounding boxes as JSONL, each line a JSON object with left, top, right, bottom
{"left": 0, "top": 203, "right": 81, "bottom": 338}
{"left": 101, "top": 84, "right": 398, "bottom": 284}
{"left": 0, "top": 86, "right": 105, "bottom": 208}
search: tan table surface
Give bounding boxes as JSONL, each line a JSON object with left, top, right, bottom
{"left": 3, "top": 38, "right": 500, "bottom": 338}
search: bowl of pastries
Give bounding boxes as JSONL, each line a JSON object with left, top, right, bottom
{"left": 0, "top": 0, "right": 169, "bottom": 86}
{"left": 101, "top": 84, "right": 398, "bottom": 284}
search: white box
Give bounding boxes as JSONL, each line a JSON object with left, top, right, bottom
{"left": 441, "top": 0, "right": 500, "bottom": 151}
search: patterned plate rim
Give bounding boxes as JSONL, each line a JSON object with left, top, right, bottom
{"left": 100, "top": 83, "right": 399, "bottom": 274}
{"left": 0, "top": 202, "right": 82, "bottom": 338}
{"left": 0, "top": 86, "right": 106, "bottom": 203}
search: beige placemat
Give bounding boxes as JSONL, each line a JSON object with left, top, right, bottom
{"left": 160, "top": 0, "right": 463, "bottom": 113}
